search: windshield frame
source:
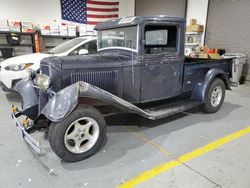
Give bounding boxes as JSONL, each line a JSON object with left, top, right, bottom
{"left": 97, "top": 25, "right": 139, "bottom": 53}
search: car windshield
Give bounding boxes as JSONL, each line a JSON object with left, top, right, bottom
{"left": 48, "top": 38, "right": 87, "bottom": 54}
{"left": 98, "top": 26, "right": 138, "bottom": 51}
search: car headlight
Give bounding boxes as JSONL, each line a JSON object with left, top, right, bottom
{"left": 34, "top": 74, "right": 51, "bottom": 90}
{"left": 5, "top": 63, "right": 34, "bottom": 71}
{"left": 25, "top": 69, "right": 37, "bottom": 80}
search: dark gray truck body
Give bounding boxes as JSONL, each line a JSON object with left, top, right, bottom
{"left": 16, "top": 16, "right": 231, "bottom": 122}
{"left": 12, "top": 16, "right": 232, "bottom": 155}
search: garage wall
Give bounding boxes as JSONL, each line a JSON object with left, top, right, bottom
{"left": 135, "top": 0, "right": 186, "bottom": 17}
{"left": 205, "top": 0, "right": 250, "bottom": 81}
{"left": 0, "top": 0, "right": 135, "bottom": 25}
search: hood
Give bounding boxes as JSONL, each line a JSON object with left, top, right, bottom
{"left": 40, "top": 53, "right": 131, "bottom": 70}
{"left": 0, "top": 53, "right": 51, "bottom": 68}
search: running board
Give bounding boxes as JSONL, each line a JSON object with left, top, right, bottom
{"left": 143, "top": 100, "right": 202, "bottom": 120}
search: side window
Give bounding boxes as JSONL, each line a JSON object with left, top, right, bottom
{"left": 144, "top": 25, "right": 177, "bottom": 55}
{"left": 69, "top": 40, "right": 97, "bottom": 55}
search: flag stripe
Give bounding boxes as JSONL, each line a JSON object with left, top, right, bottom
{"left": 87, "top": 14, "right": 118, "bottom": 18}
{"left": 87, "top": 4, "right": 118, "bottom": 9}
{"left": 87, "top": 17, "right": 116, "bottom": 22}
{"left": 86, "top": 7, "right": 118, "bottom": 12}
{"left": 87, "top": 0, "right": 119, "bottom": 5}
{"left": 87, "top": 21, "right": 101, "bottom": 25}
{"left": 87, "top": 10, "right": 118, "bottom": 15}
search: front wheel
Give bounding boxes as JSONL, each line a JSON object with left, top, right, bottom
{"left": 48, "top": 105, "right": 106, "bottom": 162}
{"left": 200, "top": 78, "right": 225, "bottom": 113}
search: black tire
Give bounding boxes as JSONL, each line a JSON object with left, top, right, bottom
{"left": 48, "top": 105, "right": 106, "bottom": 162}
{"left": 200, "top": 78, "right": 225, "bottom": 113}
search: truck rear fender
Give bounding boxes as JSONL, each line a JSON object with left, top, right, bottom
{"left": 40, "top": 81, "right": 151, "bottom": 122}
{"left": 191, "top": 68, "right": 231, "bottom": 102}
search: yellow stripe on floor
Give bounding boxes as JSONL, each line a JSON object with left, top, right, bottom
{"left": 117, "top": 126, "right": 250, "bottom": 188}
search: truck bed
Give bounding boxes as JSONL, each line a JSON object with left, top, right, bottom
{"left": 182, "top": 57, "right": 232, "bottom": 93}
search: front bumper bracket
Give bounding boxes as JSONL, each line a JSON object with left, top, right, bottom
{"left": 11, "top": 106, "right": 44, "bottom": 155}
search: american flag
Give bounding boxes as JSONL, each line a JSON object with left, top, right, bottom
{"left": 61, "top": 0, "right": 119, "bottom": 25}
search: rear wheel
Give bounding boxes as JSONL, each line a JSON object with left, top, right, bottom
{"left": 200, "top": 78, "right": 225, "bottom": 113}
{"left": 48, "top": 105, "right": 106, "bottom": 162}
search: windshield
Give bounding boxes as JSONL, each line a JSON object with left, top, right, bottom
{"left": 98, "top": 26, "right": 138, "bottom": 51}
{"left": 48, "top": 38, "right": 87, "bottom": 54}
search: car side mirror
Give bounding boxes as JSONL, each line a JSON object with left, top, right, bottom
{"left": 78, "top": 49, "right": 89, "bottom": 55}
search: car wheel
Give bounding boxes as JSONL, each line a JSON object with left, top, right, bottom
{"left": 200, "top": 78, "right": 225, "bottom": 113}
{"left": 48, "top": 105, "right": 106, "bottom": 162}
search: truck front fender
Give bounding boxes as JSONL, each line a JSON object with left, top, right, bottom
{"left": 41, "top": 81, "right": 150, "bottom": 122}
{"left": 191, "top": 68, "right": 231, "bottom": 102}
{"left": 15, "top": 78, "right": 39, "bottom": 120}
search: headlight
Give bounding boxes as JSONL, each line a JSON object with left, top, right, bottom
{"left": 34, "top": 74, "right": 51, "bottom": 90}
{"left": 5, "top": 63, "right": 33, "bottom": 71}
{"left": 25, "top": 69, "right": 36, "bottom": 80}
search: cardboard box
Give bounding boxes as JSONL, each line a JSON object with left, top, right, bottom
{"left": 9, "top": 26, "right": 21, "bottom": 32}
{"left": 41, "top": 29, "right": 50, "bottom": 35}
{"left": 68, "top": 30, "right": 76, "bottom": 36}
{"left": 186, "top": 24, "right": 204, "bottom": 32}
{"left": 67, "top": 25, "right": 76, "bottom": 31}
{"left": 189, "top": 19, "right": 197, "bottom": 26}
{"left": 49, "top": 25, "right": 59, "bottom": 36}
{"left": 198, "top": 53, "right": 209, "bottom": 59}
{"left": 59, "top": 25, "right": 68, "bottom": 36}
{"left": 9, "top": 21, "right": 21, "bottom": 27}
{"left": 39, "top": 25, "right": 50, "bottom": 30}
{"left": 78, "top": 25, "right": 87, "bottom": 36}
{"left": 0, "top": 20, "right": 8, "bottom": 26}
{"left": 67, "top": 25, "right": 76, "bottom": 36}
{"left": 50, "top": 31, "right": 60, "bottom": 36}
{"left": 21, "top": 21, "right": 33, "bottom": 28}
{"left": 0, "top": 26, "right": 10, "bottom": 31}
{"left": 21, "top": 28, "right": 34, "bottom": 33}
{"left": 208, "top": 53, "right": 221, "bottom": 59}
{"left": 39, "top": 25, "right": 50, "bottom": 35}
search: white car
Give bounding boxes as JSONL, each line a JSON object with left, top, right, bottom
{"left": 0, "top": 36, "right": 97, "bottom": 92}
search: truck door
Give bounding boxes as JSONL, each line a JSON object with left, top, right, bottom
{"left": 140, "top": 23, "right": 184, "bottom": 102}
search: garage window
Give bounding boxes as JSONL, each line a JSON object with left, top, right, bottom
{"left": 144, "top": 25, "right": 177, "bottom": 54}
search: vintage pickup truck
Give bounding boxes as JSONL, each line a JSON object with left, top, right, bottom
{"left": 11, "top": 16, "right": 232, "bottom": 162}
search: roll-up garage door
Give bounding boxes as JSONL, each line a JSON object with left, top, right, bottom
{"left": 205, "top": 0, "right": 250, "bottom": 81}
{"left": 135, "top": 0, "right": 186, "bottom": 18}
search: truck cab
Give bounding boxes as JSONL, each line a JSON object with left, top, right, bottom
{"left": 95, "top": 16, "right": 186, "bottom": 103}
{"left": 12, "top": 16, "right": 232, "bottom": 162}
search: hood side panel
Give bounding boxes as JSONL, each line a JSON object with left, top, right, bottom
{"left": 71, "top": 70, "right": 119, "bottom": 95}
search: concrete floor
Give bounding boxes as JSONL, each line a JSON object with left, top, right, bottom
{"left": 0, "top": 84, "right": 250, "bottom": 188}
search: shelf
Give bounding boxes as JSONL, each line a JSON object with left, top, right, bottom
{"left": 0, "top": 44, "right": 34, "bottom": 47}
{"left": 41, "top": 35, "right": 77, "bottom": 39}
{"left": 186, "top": 32, "right": 203, "bottom": 35}
{"left": 0, "top": 31, "right": 35, "bottom": 35}
{"left": 185, "top": 43, "right": 200, "bottom": 46}
{"left": 45, "top": 45, "right": 56, "bottom": 48}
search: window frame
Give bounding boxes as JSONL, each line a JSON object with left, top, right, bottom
{"left": 97, "top": 25, "right": 140, "bottom": 53}
{"left": 142, "top": 22, "right": 180, "bottom": 56}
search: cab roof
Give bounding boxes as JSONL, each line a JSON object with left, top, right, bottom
{"left": 94, "top": 15, "right": 186, "bottom": 30}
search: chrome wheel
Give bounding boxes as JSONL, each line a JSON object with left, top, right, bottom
{"left": 64, "top": 117, "right": 100, "bottom": 154}
{"left": 211, "top": 86, "right": 223, "bottom": 107}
